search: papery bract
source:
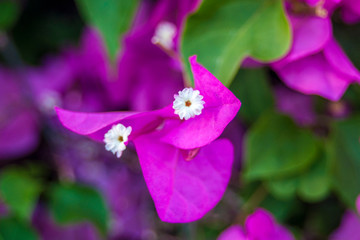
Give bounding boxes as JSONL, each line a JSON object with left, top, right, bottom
{"left": 134, "top": 134, "right": 233, "bottom": 222}
{"left": 340, "top": 0, "right": 360, "bottom": 23}
{"left": 56, "top": 56, "right": 241, "bottom": 150}
{"left": 218, "top": 209, "right": 294, "bottom": 240}
{"left": 271, "top": 2, "right": 360, "bottom": 101}
{"left": 56, "top": 56, "right": 240, "bottom": 222}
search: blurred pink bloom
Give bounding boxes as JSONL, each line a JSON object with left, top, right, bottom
{"left": 218, "top": 208, "right": 294, "bottom": 240}
{"left": 275, "top": 86, "right": 316, "bottom": 126}
{"left": 56, "top": 56, "right": 240, "bottom": 222}
{"left": 271, "top": 0, "right": 360, "bottom": 101}
{"left": 116, "top": 0, "right": 200, "bottom": 111}
{"left": 330, "top": 211, "right": 360, "bottom": 240}
{"left": 340, "top": 0, "right": 360, "bottom": 23}
{"left": 330, "top": 195, "right": 360, "bottom": 240}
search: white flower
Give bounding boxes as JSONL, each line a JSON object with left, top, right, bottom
{"left": 104, "top": 124, "right": 132, "bottom": 158}
{"left": 173, "top": 88, "right": 205, "bottom": 120}
{"left": 151, "top": 21, "right": 176, "bottom": 50}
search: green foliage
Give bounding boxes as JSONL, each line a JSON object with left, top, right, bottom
{"left": 230, "top": 68, "right": 274, "bottom": 123}
{"left": 329, "top": 116, "right": 360, "bottom": 208}
{"left": 181, "top": 0, "right": 291, "bottom": 86}
{"left": 48, "top": 183, "right": 109, "bottom": 236}
{"left": 0, "top": 217, "right": 38, "bottom": 240}
{"left": 75, "top": 0, "right": 139, "bottom": 60}
{"left": 244, "top": 113, "right": 319, "bottom": 181}
{"left": 0, "top": 0, "right": 19, "bottom": 30}
{"left": 266, "top": 150, "right": 331, "bottom": 202}
{"left": 0, "top": 168, "right": 42, "bottom": 220}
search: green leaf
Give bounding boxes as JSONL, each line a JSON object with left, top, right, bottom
{"left": 181, "top": 0, "right": 291, "bottom": 86}
{"left": 267, "top": 177, "right": 298, "bottom": 200}
{"left": 0, "top": 217, "right": 38, "bottom": 240}
{"left": 75, "top": 0, "right": 139, "bottom": 60}
{"left": 298, "top": 152, "right": 330, "bottom": 202}
{"left": 48, "top": 183, "right": 109, "bottom": 236}
{"left": 333, "top": 21, "right": 360, "bottom": 70}
{"left": 0, "top": 0, "right": 19, "bottom": 30}
{"left": 244, "top": 113, "right": 318, "bottom": 181}
{"left": 329, "top": 116, "right": 360, "bottom": 208}
{"left": 230, "top": 68, "right": 274, "bottom": 123}
{"left": 0, "top": 168, "right": 42, "bottom": 220}
{"left": 266, "top": 149, "right": 331, "bottom": 202}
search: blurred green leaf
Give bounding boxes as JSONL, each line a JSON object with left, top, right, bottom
{"left": 267, "top": 177, "right": 298, "bottom": 200}
{"left": 266, "top": 150, "right": 331, "bottom": 202}
{"left": 0, "top": 0, "right": 19, "bottom": 30}
{"left": 333, "top": 21, "right": 360, "bottom": 69}
{"left": 261, "top": 195, "right": 301, "bottom": 222}
{"left": 0, "top": 168, "right": 42, "bottom": 220}
{"left": 230, "top": 68, "right": 274, "bottom": 123}
{"left": 244, "top": 113, "right": 318, "bottom": 181}
{"left": 0, "top": 217, "right": 38, "bottom": 240}
{"left": 48, "top": 183, "right": 109, "bottom": 236}
{"left": 75, "top": 0, "right": 139, "bottom": 60}
{"left": 329, "top": 116, "right": 360, "bottom": 208}
{"left": 298, "top": 152, "right": 330, "bottom": 202}
{"left": 181, "top": 0, "right": 291, "bottom": 86}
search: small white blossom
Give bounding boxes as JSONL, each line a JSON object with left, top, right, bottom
{"left": 104, "top": 124, "right": 132, "bottom": 158}
{"left": 151, "top": 21, "right": 176, "bottom": 49}
{"left": 173, "top": 88, "right": 205, "bottom": 120}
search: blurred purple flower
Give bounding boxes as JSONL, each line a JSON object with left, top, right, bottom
{"left": 330, "top": 195, "right": 360, "bottom": 240}
{"left": 271, "top": 0, "right": 360, "bottom": 101}
{"left": 49, "top": 136, "right": 154, "bottom": 239}
{"left": 340, "top": 0, "right": 360, "bottom": 24}
{"left": 32, "top": 206, "right": 98, "bottom": 240}
{"left": 218, "top": 208, "right": 294, "bottom": 240}
{"left": 56, "top": 56, "right": 240, "bottom": 222}
{"left": 26, "top": 28, "right": 121, "bottom": 114}
{"left": 116, "top": 0, "right": 200, "bottom": 111}
{"left": 275, "top": 86, "right": 316, "bottom": 126}
{"left": 0, "top": 68, "right": 39, "bottom": 160}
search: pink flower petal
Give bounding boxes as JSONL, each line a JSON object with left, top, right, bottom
{"left": 274, "top": 53, "right": 352, "bottom": 101}
{"left": 330, "top": 211, "right": 360, "bottom": 240}
{"left": 246, "top": 209, "right": 294, "bottom": 240}
{"left": 55, "top": 107, "right": 169, "bottom": 142}
{"left": 273, "top": 16, "right": 331, "bottom": 68}
{"left": 160, "top": 56, "right": 241, "bottom": 149}
{"left": 217, "top": 225, "right": 246, "bottom": 240}
{"left": 134, "top": 134, "right": 234, "bottom": 222}
{"left": 356, "top": 195, "right": 360, "bottom": 214}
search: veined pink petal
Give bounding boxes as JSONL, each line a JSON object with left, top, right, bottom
{"left": 217, "top": 225, "right": 246, "bottom": 240}
{"left": 134, "top": 135, "right": 234, "bottom": 223}
{"left": 55, "top": 107, "right": 170, "bottom": 142}
{"left": 160, "top": 56, "right": 241, "bottom": 149}
{"left": 191, "top": 55, "right": 240, "bottom": 108}
{"left": 274, "top": 53, "right": 352, "bottom": 101}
